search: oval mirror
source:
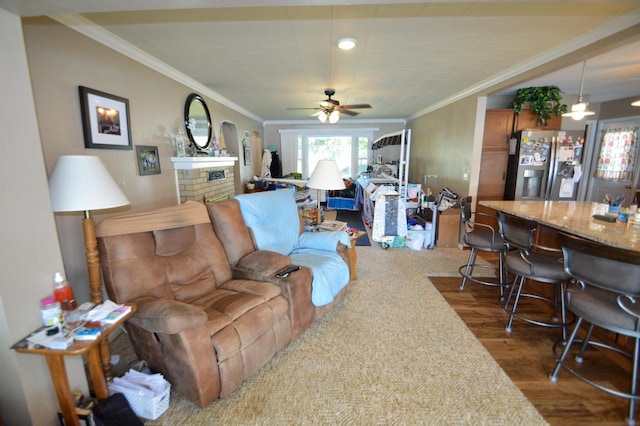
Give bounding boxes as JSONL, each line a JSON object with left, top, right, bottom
{"left": 184, "top": 93, "right": 212, "bottom": 150}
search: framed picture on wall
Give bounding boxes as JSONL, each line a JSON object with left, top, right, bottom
{"left": 136, "top": 145, "right": 161, "bottom": 176}
{"left": 79, "top": 86, "right": 132, "bottom": 150}
{"left": 243, "top": 138, "right": 252, "bottom": 166}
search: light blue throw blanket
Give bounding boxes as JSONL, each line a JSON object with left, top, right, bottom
{"left": 235, "top": 190, "right": 350, "bottom": 306}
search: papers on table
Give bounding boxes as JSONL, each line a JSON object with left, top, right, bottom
{"left": 317, "top": 220, "right": 348, "bottom": 232}
{"left": 85, "top": 300, "right": 132, "bottom": 324}
{"left": 26, "top": 328, "right": 74, "bottom": 349}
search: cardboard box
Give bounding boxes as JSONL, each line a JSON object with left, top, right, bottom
{"left": 437, "top": 208, "right": 461, "bottom": 248}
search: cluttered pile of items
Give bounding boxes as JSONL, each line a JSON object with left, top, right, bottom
{"left": 372, "top": 186, "right": 459, "bottom": 250}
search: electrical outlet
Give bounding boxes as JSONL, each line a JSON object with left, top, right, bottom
{"left": 463, "top": 173, "right": 469, "bottom": 181}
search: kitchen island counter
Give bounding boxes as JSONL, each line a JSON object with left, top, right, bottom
{"left": 480, "top": 200, "right": 640, "bottom": 252}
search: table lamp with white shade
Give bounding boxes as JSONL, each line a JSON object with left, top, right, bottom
{"left": 48, "top": 155, "right": 130, "bottom": 380}
{"left": 307, "top": 160, "right": 346, "bottom": 225}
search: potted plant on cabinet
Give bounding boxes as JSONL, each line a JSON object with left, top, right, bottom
{"left": 512, "top": 86, "right": 568, "bottom": 126}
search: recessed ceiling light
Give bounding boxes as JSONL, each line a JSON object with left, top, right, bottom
{"left": 337, "top": 38, "right": 357, "bottom": 50}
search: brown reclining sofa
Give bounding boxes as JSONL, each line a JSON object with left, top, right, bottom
{"left": 96, "top": 191, "right": 351, "bottom": 408}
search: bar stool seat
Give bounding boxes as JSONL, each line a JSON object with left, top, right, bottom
{"left": 498, "top": 211, "right": 573, "bottom": 338}
{"left": 504, "top": 251, "right": 571, "bottom": 282}
{"left": 550, "top": 232, "right": 640, "bottom": 425}
{"left": 458, "top": 196, "right": 510, "bottom": 296}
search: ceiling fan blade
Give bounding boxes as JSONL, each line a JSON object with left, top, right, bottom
{"left": 287, "top": 107, "right": 320, "bottom": 110}
{"left": 338, "top": 104, "right": 371, "bottom": 110}
{"left": 341, "top": 110, "right": 359, "bottom": 116}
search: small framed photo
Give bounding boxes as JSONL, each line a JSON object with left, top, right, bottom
{"left": 79, "top": 86, "right": 132, "bottom": 150}
{"left": 136, "top": 145, "right": 161, "bottom": 176}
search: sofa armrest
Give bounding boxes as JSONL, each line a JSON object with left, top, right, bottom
{"left": 128, "top": 296, "right": 207, "bottom": 334}
{"left": 232, "top": 250, "right": 293, "bottom": 281}
{"left": 231, "top": 250, "right": 315, "bottom": 339}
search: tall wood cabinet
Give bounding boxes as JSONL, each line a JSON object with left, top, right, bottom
{"left": 477, "top": 109, "right": 513, "bottom": 202}
{"left": 513, "top": 109, "right": 562, "bottom": 132}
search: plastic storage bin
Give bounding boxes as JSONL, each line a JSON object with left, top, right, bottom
{"left": 327, "top": 197, "right": 358, "bottom": 210}
{"left": 114, "top": 384, "right": 170, "bottom": 420}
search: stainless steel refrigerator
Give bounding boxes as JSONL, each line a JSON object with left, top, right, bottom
{"left": 504, "top": 129, "right": 586, "bottom": 201}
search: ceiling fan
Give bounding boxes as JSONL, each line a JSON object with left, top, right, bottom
{"left": 288, "top": 89, "right": 372, "bottom": 122}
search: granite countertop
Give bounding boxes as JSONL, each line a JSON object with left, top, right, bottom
{"left": 479, "top": 200, "right": 640, "bottom": 252}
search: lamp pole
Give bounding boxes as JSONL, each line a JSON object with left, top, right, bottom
{"left": 83, "top": 210, "right": 113, "bottom": 380}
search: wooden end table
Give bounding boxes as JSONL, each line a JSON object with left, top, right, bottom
{"left": 349, "top": 231, "right": 367, "bottom": 280}
{"left": 12, "top": 303, "right": 136, "bottom": 426}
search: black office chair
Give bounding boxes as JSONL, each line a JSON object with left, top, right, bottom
{"left": 497, "top": 211, "right": 572, "bottom": 339}
{"left": 550, "top": 232, "right": 640, "bottom": 425}
{"left": 458, "top": 197, "right": 510, "bottom": 297}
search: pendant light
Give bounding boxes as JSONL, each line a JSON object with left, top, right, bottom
{"left": 562, "top": 60, "right": 595, "bottom": 121}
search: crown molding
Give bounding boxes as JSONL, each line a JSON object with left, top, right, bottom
{"left": 50, "top": 14, "right": 264, "bottom": 123}
{"left": 408, "top": 10, "right": 640, "bottom": 121}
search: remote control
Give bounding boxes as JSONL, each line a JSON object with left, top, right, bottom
{"left": 275, "top": 265, "right": 301, "bottom": 279}
{"left": 592, "top": 214, "right": 617, "bottom": 223}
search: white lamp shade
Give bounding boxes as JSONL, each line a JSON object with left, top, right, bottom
{"left": 49, "top": 155, "right": 129, "bottom": 212}
{"left": 329, "top": 110, "right": 340, "bottom": 124}
{"left": 307, "top": 160, "right": 346, "bottom": 190}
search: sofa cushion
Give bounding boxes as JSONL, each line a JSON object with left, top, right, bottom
{"left": 206, "top": 199, "right": 256, "bottom": 265}
{"left": 129, "top": 296, "right": 208, "bottom": 334}
{"left": 290, "top": 249, "right": 350, "bottom": 306}
{"left": 234, "top": 190, "right": 300, "bottom": 255}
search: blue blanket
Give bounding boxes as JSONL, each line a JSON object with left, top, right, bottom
{"left": 235, "top": 190, "right": 350, "bottom": 306}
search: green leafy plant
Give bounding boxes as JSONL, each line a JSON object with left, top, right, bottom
{"left": 512, "top": 86, "right": 568, "bottom": 126}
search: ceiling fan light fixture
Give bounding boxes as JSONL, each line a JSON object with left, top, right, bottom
{"left": 337, "top": 38, "right": 357, "bottom": 50}
{"left": 561, "top": 60, "right": 595, "bottom": 121}
{"left": 632, "top": 99, "right": 640, "bottom": 107}
{"left": 329, "top": 110, "right": 340, "bottom": 124}
{"left": 317, "top": 111, "right": 328, "bottom": 123}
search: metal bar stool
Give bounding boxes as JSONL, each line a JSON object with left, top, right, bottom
{"left": 497, "top": 211, "right": 572, "bottom": 339}
{"left": 458, "top": 197, "right": 510, "bottom": 298}
{"left": 550, "top": 232, "right": 640, "bottom": 425}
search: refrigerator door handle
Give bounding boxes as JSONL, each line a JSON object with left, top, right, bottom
{"left": 545, "top": 137, "right": 557, "bottom": 200}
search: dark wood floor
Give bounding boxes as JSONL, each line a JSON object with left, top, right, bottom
{"left": 430, "top": 253, "right": 634, "bottom": 425}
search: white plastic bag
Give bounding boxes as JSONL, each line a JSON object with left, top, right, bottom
{"left": 406, "top": 230, "right": 425, "bottom": 250}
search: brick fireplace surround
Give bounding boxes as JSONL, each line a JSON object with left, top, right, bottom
{"left": 171, "top": 157, "right": 238, "bottom": 204}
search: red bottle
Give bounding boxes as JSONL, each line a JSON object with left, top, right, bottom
{"left": 53, "top": 272, "right": 77, "bottom": 311}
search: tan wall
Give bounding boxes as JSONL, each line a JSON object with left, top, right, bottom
{"left": 0, "top": 10, "right": 74, "bottom": 426}
{"left": 407, "top": 97, "right": 479, "bottom": 198}
{"left": 22, "top": 17, "right": 262, "bottom": 305}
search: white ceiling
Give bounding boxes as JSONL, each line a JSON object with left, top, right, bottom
{"left": 6, "top": 1, "right": 640, "bottom": 122}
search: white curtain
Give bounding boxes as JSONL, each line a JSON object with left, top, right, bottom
{"left": 279, "top": 131, "right": 298, "bottom": 176}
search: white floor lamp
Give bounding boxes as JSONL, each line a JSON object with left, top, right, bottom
{"left": 307, "top": 160, "right": 346, "bottom": 225}
{"left": 48, "top": 155, "right": 130, "bottom": 380}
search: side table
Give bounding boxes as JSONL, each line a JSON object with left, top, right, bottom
{"left": 349, "top": 231, "right": 367, "bottom": 280}
{"left": 12, "top": 303, "right": 136, "bottom": 426}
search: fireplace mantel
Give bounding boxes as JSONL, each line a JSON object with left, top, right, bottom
{"left": 171, "top": 156, "right": 238, "bottom": 170}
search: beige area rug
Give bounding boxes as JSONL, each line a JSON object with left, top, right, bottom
{"left": 112, "top": 247, "right": 545, "bottom": 425}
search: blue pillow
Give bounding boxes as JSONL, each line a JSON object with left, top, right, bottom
{"left": 297, "top": 231, "right": 350, "bottom": 251}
